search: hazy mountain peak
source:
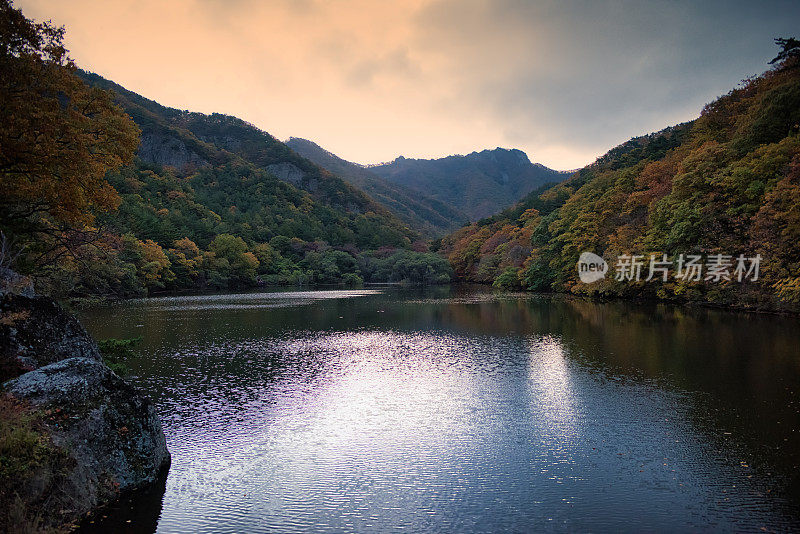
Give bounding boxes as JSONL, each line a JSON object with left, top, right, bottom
{"left": 368, "top": 148, "right": 566, "bottom": 221}
{"left": 286, "top": 137, "right": 469, "bottom": 237}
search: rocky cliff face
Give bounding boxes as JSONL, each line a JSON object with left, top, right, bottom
{"left": 0, "top": 291, "right": 170, "bottom": 531}
{"left": 137, "top": 131, "right": 209, "bottom": 173}
{"left": 266, "top": 162, "right": 306, "bottom": 186}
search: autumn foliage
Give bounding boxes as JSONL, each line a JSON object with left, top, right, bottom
{"left": 0, "top": 1, "right": 452, "bottom": 297}
{"left": 441, "top": 51, "right": 800, "bottom": 311}
{"left": 0, "top": 0, "right": 139, "bottom": 239}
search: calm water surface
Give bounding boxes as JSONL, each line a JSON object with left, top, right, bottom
{"left": 78, "top": 287, "right": 800, "bottom": 532}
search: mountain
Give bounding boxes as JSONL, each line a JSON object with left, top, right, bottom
{"left": 286, "top": 137, "right": 468, "bottom": 237}
{"left": 37, "top": 72, "right": 455, "bottom": 297}
{"left": 439, "top": 55, "right": 800, "bottom": 312}
{"left": 78, "top": 71, "right": 415, "bottom": 243}
{"left": 368, "top": 148, "right": 569, "bottom": 221}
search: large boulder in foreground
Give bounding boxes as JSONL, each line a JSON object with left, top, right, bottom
{"left": 2, "top": 357, "right": 170, "bottom": 530}
{"left": 0, "top": 293, "right": 101, "bottom": 382}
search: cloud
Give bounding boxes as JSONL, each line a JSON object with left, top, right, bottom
{"left": 412, "top": 0, "right": 800, "bottom": 162}
{"left": 16, "top": 0, "right": 800, "bottom": 169}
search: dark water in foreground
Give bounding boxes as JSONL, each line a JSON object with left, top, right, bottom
{"left": 78, "top": 287, "right": 800, "bottom": 532}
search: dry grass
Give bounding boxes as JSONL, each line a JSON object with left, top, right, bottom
{"left": 0, "top": 394, "right": 67, "bottom": 533}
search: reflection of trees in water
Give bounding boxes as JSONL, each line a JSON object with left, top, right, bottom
{"left": 437, "top": 295, "right": 799, "bottom": 399}
{"left": 83, "top": 292, "right": 800, "bottom": 415}
{"left": 439, "top": 295, "right": 800, "bottom": 509}
{"left": 444, "top": 296, "right": 800, "bottom": 505}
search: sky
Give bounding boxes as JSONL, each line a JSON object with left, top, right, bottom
{"left": 17, "top": 0, "right": 800, "bottom": 170}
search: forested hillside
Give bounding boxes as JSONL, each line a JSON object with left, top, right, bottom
{"left": 370, "top": 149, "right": 568, "bottom": 220}
{"left": 48, "top": 73, "right": 452, "bottom": 297}
{"left": 287, "top": 137, "right": 468, "bottom": 237}
{"left": 0, "top": 2, "right": 453, "bottom": 301}
{"left": 78, "top": 71, "right": 416, "bottom": 244}
{"left": 440, "top": 50, "right": 800, "bottom": 311}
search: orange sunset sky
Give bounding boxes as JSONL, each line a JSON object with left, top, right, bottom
{"left": 17, "top": 0, "right": 800, "bottom": 169}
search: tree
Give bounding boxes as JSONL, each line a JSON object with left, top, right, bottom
{"left": 493, "top": 267, "right": 522, "bottom": 290}
{"left": 209, "top": 234, "right": 258, "bottom": 286}
{"left": 770, "top": 37, "right": 800, "bottom": 65}
{"left": 0, "top": 0, "right": 139, "bottom": 258}
{"left": 139, "top": 240, "right": 174, "bottom": 289}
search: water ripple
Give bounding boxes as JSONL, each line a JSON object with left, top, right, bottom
{"left": 77, "top": 289, "right": 800, "bottom": 533}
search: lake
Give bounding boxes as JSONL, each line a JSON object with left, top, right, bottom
{"left": 77, "top": 287, "right": 800, "bottom": 532}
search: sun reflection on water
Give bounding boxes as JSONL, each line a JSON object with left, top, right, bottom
{"left": 274, "top": 330, "right": 480, "bottom": 447}
{"left": 527, "top": 335, "right": 578, "bottom": 435}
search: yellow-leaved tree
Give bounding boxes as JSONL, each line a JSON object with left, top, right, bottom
{"left": 0, "top": 0, "right": 139, "bottom": 267}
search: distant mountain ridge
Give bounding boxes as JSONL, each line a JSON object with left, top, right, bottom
{"left": 77, "top": 72, "right": 407, "bottom": 225}
{"left": 286, "top": 137, "right": 468, "bottom": 237}
{"left": 72, "top": 71, "right": 419, "bottom": 253}
{"left": 77, "top": 72, "right": 564, "bottom": 244}
{"left": 368, "top": 148, "right": 569, "bottom": 221}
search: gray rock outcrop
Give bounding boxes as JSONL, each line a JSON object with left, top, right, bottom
{"left": 0, "top": 293, "right": 170, "bottom": 531}
{"left": 5, "top": 358, "right": 170, "bottom": 508}
{"left": 0, "top": 267, "right": 35, "bottom": 298}
{"left": 267, "top": 162, "right": 306, "bottom": 186}
{"left": 1, "top": 293, "right": 101, "bottom": 382}
{"left": 137, "top": 132, "right": 208, "bottom": 172}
